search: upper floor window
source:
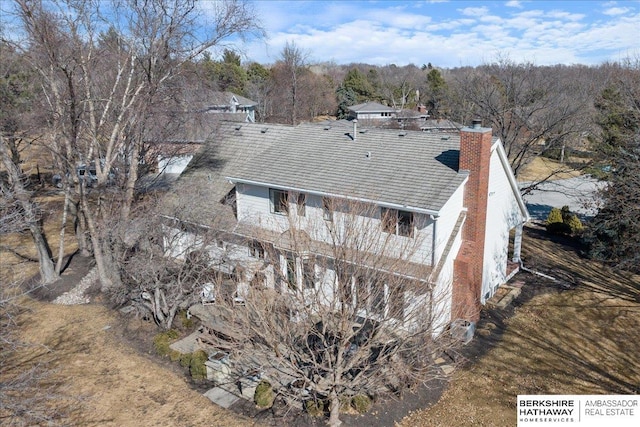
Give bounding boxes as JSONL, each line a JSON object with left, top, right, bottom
{"left": 270, "top": 188, "right": 289, "bottom": 215}
{"left": 322, "top": 197, "right": 333, "bottom": 221}
{"left": 296, "top": 193, "right": 306, "bottom": 217}
{"left": 381, "top": 208, "right": 414, "bottom": 237}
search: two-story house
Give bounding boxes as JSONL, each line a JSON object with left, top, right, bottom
{"left": 204, "top": 92, "right": 257, "bottom": 123}
{"left": 162, "top": 120, "right": 529, "bottom": 335}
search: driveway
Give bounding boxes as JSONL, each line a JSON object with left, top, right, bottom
{"left": 520, "top": 176, "right": 605, "bottom": 221}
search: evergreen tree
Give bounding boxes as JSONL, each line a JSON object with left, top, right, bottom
{"left": 585, "top": 64, "right": 640, "bottom": 273}
{"left": 425, "top": 67, "right": 449, "bottom": 118}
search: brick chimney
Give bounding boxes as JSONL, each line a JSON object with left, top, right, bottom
{"left": 452, "top": 119, "right": 492, "bottom": 322}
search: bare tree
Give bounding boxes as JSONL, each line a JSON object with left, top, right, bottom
{"left": 449, "top": 58, "right": 591, "bottom": 179}
{"left": 109, "top": 201, "right": 228, "bottom": 330}
{"left": 185, "top": 200, "right": 463, "bottom": 426}
{"left": 0, "top": 135, "right": 57, "bottom": 284}
{"left": 10, "top": 0, "right": 261, "bottom": 290}
{"left": 377, "top": 64, "right": 423, "bottom": 111}
{"left": 272, "top": 41, "right": 309, "bottom": 125}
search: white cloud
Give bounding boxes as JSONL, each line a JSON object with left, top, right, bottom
{"left": 603, "top": 7, "right": 631, "bottom": 16}
{"left": 239, "top": 0, "right": 640, "bottom": 67}
{"left": 459, "top": 7, "right": 490, "bottom": 17}
{"left": 505, "top": 1, "right": 524, "bottom": 8}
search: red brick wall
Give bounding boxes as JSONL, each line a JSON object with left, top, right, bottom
{"left": 452, "top": 126, "right": 493, "bottom": 322}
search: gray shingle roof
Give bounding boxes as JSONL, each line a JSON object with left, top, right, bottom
{"left": 208, "top": 91, "right": 257, "bottom": 107}
{"left": 348, "top": 102, "right": 396, "bottom": 113}
{"left": 220, "top": 122, "right": 470, "bottom": 213}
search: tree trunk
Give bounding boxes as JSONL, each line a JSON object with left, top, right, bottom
{"left": 121, "top": 139, "right": 140, "bottom": 221}
{"left": 328, "top": 389, "right": 342, "bottom": 427}
{"left": 79, "top": 187, "right": 120, "bottom": 291}
{"left": 0, "top": 135, "right": 58, "bottom": 284}
{"left": 70, "top": 198, "right": 91, "bottom": 257}
{"left": 55, "top": 188, "right": 71, "bottom": 274}
{"left": 29, "top": 221, "right": 57, "bottom": 284}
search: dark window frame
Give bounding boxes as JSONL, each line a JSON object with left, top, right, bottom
{"left": 322, "top": 197, "right": 333, "bottom": 221}
{"left": 270, "top": 188, "right": 289, "bottom": 215}
{"left": 381, "top": 207, "right": 414, "bottom": 237}
{"left": 297, "top": 193, "right": 306, "bottom": 217}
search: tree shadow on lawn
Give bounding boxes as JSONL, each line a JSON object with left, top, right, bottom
{"left": 465, "top": 225, "right": 640, "bottom": 407}
{"left": 522, "top": 225, "right": 640, "bottom": 304}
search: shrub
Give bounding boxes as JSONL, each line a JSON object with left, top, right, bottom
{"left": 305, "top": 399, "right": 325, "bottom": 417}
{"left": 177, "top": 310, "right": 194, "bottom": 330}
{"left": 546, "top": 207, "right": 563, "bottom": 226}
{"left": 566, "top": 214, "right": 584, "bottom": 234}
{"left": 180, "top": 352, "right": 193, "bottom": 368}
{"left": 189, "top": 350, "right": 208, "bottom": 380}
{"left": 153, "top": 329, "right": 179, "bottom": 357}
{"left": 339, "top": 395, "right": 352, "bottom": 413}
{"left": 254, "top": 380, "right": 275, "bottom": 408}
{"left": 546, "top": 206, "right": 583, "bottom": 235}
{"left": 351, "top": 394, "right": 372, "bottom": 414}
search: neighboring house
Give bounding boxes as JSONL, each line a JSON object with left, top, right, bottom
{"left": 154, "top": 141, "right": 203, "bottom": 175}
{"left": 420, "top": 118, "right": 463, "bottom": 133}
{"left": 347, "top": 101, "right": 397, "bottom": 121}
{"left": 203, "top": 92, "right": 257, "bottom": 123}
{"left": 163, "top": 120, "right": 529, "bottom": 335}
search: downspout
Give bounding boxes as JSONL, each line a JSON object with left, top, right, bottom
{"left": 431, "top": 215, "right": 437, "bottom": 267}
{"left": 519, "top": 262, "right": 559, "bottom": 282}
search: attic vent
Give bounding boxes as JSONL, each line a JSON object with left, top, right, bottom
{"left": 323, "top": 125, "right": 331, "bottom": 130}
{"left": 398, "top": 131, "right": 407, "bottom": 137}
{"left": 359, "top": 129, "right": 368, "bottom": 134}
{"left": 440, "top": 135, "right": 450, "bottom": 140}
{"left": 261, "top": 127, "right": 268, "bottom": 133}
{"left": 365, "top": 151, "right": 371, "bottom": 158}
{"left": 234, "top": 125, "right": 242, "bottom": 131}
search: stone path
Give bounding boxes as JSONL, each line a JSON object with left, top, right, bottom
{"left": 203, "top": 387, "right": 240, "bottom": 409}
{"left": 52, "top": 267, "right": 97, "bottom": 305}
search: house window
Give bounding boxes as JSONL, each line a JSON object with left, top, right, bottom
{"left": 370, "top": 281, "right": 386, "bottom": 316}
{"left": 381, "top": 208, "right": 414, "bottom": 237}
{"left": 249, "top": 240, "right": 264, "bottom": 259}
{"left": 286, "top": 254, "right": 297, "bottom": 291}
{"left": 302, "top": 257, "right": 315, "bottom": 289}
{"left": 388, "top": 283, "right": 405, "bottom": 320}
{"left": 270, "top": 189, "right": 289, "bottom": 215}
{"left": 297, "top": 193, "right": 306, "bottom": 217}
{"left": 323, "top": 197, "right": 333, "bottom": 221}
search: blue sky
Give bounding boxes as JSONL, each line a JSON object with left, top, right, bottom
{"left": 228, "top": 0, "right": 640, "bottom": 67}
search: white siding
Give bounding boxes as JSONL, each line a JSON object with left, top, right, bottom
{"left": 432, "top": 182, "right": 465, "bottom": 265}
{"left": 235, "top": 183, "right": 436, "bottom": 267}
{"left": 481, "top": 145, "right": 523, "bottom": 302}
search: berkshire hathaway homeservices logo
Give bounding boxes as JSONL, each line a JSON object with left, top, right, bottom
{"left": 517, "top": 395, "right": 639, "bottom": 426}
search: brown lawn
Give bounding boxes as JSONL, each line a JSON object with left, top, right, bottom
{"left": 398, "top": 228, "right": 640, "bottom": 427}
{"left": 516, "top": 156, "right": 582, "bottom": 183}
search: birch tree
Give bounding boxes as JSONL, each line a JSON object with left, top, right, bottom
{"left": 11, "top": 0, "right": 261, "bottom": 290}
